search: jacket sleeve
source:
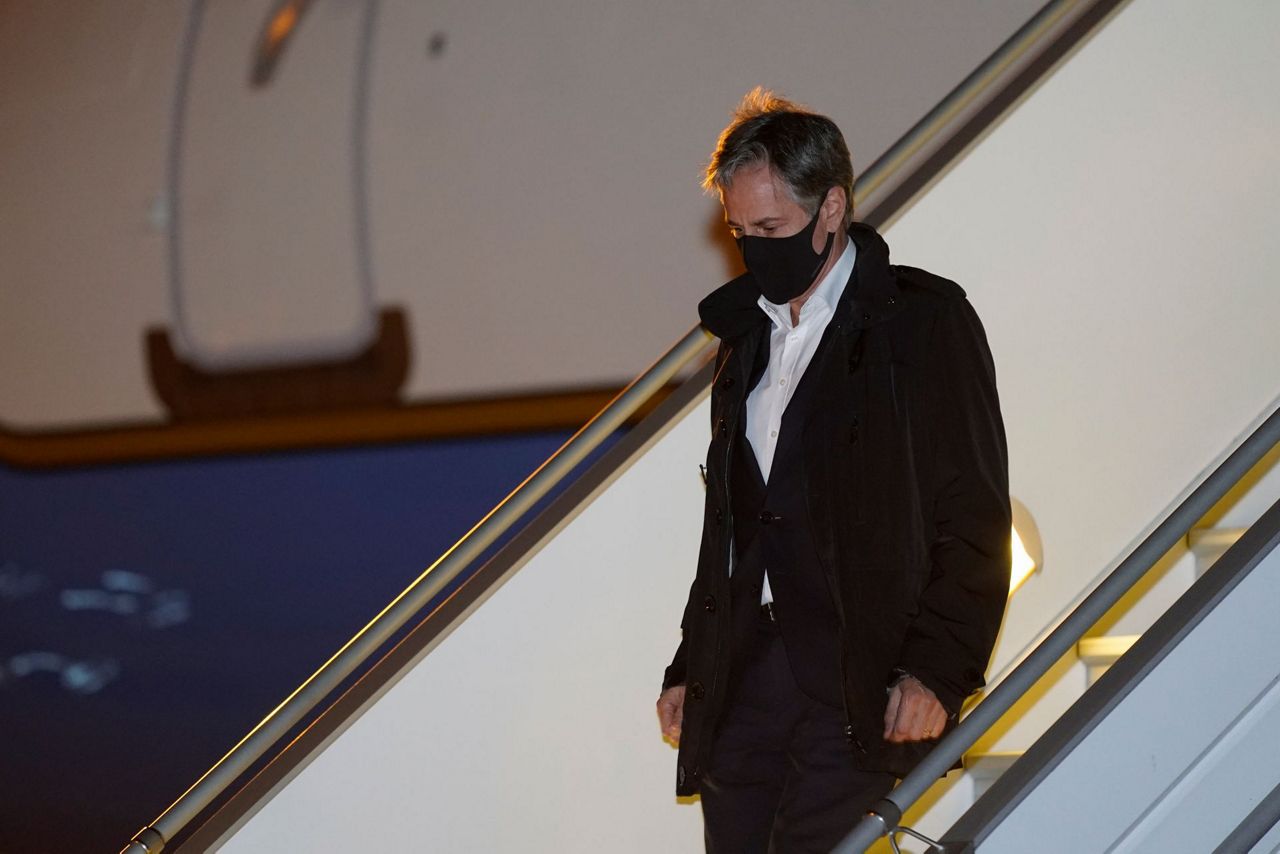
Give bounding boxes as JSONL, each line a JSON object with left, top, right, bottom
{"left": 661, "top": 577, "right": 699, "bottom": 690}
{"left": 663, "top": 339, "right": 732, "bottom": 693}
{"left": 663, "top": 637, "right": 687, "bottom": 691}
{"left": 896, "top": 297, "right": 1011, "bottom": 714}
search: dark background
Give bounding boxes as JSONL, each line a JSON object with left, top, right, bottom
{"left": 0, "top": 430, "right": 613, "bottom": 853}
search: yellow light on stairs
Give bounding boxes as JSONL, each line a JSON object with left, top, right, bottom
{"left": 1010, "top": 526, "right": 1036, "bottom": 594}
{"left": 1009, "top": 497, "right": 1042, "bottom": 595}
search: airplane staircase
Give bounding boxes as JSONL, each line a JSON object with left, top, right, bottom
{"left": 120, "top": 0, "right": 1280, "bottom": 850}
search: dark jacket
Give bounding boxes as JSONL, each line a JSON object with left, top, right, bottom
{"left": 664, "top": 222, "right": 1011, "bottom": 795}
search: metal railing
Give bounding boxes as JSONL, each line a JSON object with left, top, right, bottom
{"left": 852, "top": 0, "right": 1124, "bottom": 225}
{"left": 1213, "top": 777, "right": 1280, "bottom": 854}
{"left": 836, "top": 403, "right": 1280, "bottom": 853}
{"left": 123, "top": 0, "right": 1116, "bottom": 849}
{"left": 121, "top": 326, "right": 713, "bottom": 853}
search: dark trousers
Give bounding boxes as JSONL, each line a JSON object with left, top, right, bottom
{"left": 701, "top": 613, "right": 894, "bottom": 854}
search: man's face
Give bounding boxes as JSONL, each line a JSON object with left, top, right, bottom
{"left": 721, "top": 162, "right": 830, "bottom": 254}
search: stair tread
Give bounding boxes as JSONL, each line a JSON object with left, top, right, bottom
{"left": 964, "top": 751, "right": 1024, "bottom": 779}
{"left": 1078, "top": 634, "right": 1140, "bottom": 664}
{"left": 1187, "top": 527, "right": 1247, "bottom": 553}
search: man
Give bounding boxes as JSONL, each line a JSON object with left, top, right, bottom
{"left": 656, "top": 89, "right": 1011, "bottom": 853}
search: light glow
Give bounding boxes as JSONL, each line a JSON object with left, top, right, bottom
{"left": 1010, "top": 525, "right": 1037, "bottom": 595}
{"left": 1009, "top": 497, "right": 1042, "bottom": 596}
{"left": 266, "top": 5, "right": 300, "bottom": 48}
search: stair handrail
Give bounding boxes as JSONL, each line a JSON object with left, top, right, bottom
{"left": 836, "top": 402, "right": 1280, "bottom": 853}
{"left": 120, "top": 325, "right": 714, "bottom": 854}
{"left": 1212, "top": 777, "right": 1280, "bottom": 854}
{"left": 124, "top": 0, "right": 1119, "bottom": 848}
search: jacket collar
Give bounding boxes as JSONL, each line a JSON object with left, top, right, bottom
{"left": 698, "top": 222, "right": 903, "bottom": 339}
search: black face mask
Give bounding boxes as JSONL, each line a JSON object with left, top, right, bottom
{"left": 737, "top": 202, "right": 835, "bottom": 304}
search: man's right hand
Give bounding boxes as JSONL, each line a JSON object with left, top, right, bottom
{"left": 656, "top": 685, "right": 686, "bottom": 745}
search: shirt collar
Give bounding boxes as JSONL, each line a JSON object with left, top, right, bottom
{"left": 757, "top": 237, "right": 858, "bottom": 330}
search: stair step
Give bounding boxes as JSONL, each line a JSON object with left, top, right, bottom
{"left": 965, "top": 751, "right": 1023, "bottom": 799}
{"left": 1187, "top": 527, "right": 1247, "bottom": 577}
{"left": 1078, "top": 635, "right": 1140, "bottom": 685}
{"left": 962, "top": 532, "right": 1248, "bottom": 810}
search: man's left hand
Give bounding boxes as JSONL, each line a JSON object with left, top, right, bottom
{"left": 883, "top": 676, "right": 948, "bottom": 743}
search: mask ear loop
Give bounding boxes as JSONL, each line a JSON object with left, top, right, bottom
{"left": 804, "top": 189, "right": 838, "bottom": 281}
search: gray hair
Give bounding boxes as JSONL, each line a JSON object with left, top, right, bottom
{"left": 704, "top": 87, "right": 854, "bottom": 223}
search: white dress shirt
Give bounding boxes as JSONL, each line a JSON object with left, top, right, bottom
{"left": 745, "top": 238, "right": 857, "bottom": 605}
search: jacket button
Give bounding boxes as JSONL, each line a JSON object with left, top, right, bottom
{"left": 690, "top": 682, "right": 706, "bottom": 700}
{"left": 717, "top": 418, "right": 728, "bottom": 437}
{"left": 703, "top": 595, "right": 716, "bottom": 613}
{"left": 863, "top": 312, "right": 873, "bottom": 322}
{"left": 721, "top": 376, "right": 735, "bottom": 389}
{"left": 758, "top": 510, "right": 775, "bottom": 525}
{"left": 714, "top": 508, "right": 723, "bottom": 525}
{"left": 887, "top": 296, "right": 896, "bottom": 306}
